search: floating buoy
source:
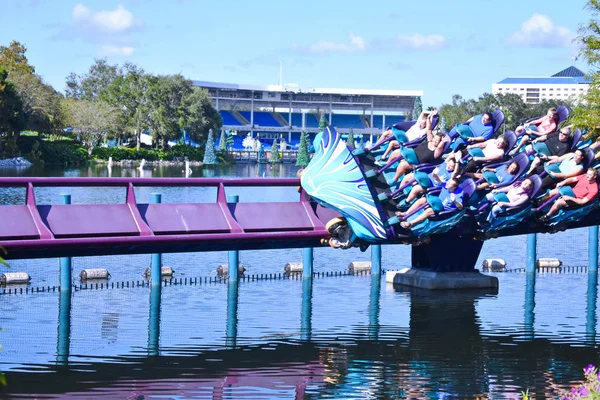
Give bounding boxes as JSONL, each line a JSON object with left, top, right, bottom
{"left": 284, "top": 262, "right": 303, "bottom": 274}
{"left": 143, "top": 266, "right": 175, "bottom": 278}
{"left": 0, "top": 272, "right": 31, "bottom": 285}
{"left": 481, "top": 259, "right": 507, "bottom": 272}
{"left": 347, "top": 261, "right": 371, "bottom": 274}
{"left": 536, "top": 258, "right": 562, "bottom": 268}
{"left": 216, "top": 264, "right": 245, "bottom": 276}
{"left": 79, "top": 268, "right": 110, "bottom": 281}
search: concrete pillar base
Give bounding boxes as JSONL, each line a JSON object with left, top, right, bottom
{"left": 386, "top": 268, "right": 499, "bottom": 290}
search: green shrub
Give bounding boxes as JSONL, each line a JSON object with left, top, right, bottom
{"left": 38, "top": 141, "right": 89, "bottom": 165}
{"left": 167, "top": 144, "right": 204, "bottom": 161}
{"left": 91, "top": 147, "right": 165, "bottom": 161}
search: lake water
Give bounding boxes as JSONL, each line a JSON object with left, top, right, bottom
{"left": 0, "top": 163, "right": 598, "bottom": 399}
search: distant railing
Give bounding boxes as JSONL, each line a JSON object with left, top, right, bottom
{"left": 230, "top": 150, "right": 299, "bottom": 163}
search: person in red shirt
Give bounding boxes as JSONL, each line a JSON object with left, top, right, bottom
{"left": 539, "top": 168, "right": 598, "bottom": 221}
{"left": 512, "top": 108, "right": 558, "bottom": 154}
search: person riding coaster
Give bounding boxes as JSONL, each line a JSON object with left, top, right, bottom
{"left": 474, "top": 175, "right": 542, "bottom": 237}
{"left": 467, "top": 152, "right": 530, "bottom": 192}
{"left": 535, "top": 168, "right": 599, "bottom": 228}
{"left": 352, "top": 112, "right": 440, "bottom": 158}
{"left": 448, "top": 109, "right": 505, "bottom": 151}
{"left": 387, "top": 178, "right": 477, "bottom": 238}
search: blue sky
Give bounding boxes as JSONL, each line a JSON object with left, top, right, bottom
{"left": 0, "top": 0, "right": 592, "bottom": 107}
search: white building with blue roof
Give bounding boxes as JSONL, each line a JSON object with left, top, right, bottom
{"left": 492, "top": 66, "right": 590, "bottom": 104}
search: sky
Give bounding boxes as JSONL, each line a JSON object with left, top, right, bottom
{"left": 0, "top": 0, "right": 593, "bottom": 108}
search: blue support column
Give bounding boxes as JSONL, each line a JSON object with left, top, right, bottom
{"left": 226, "top": 282, "right": 239, "bottom": 348}
{"left": 150, "top": 193, "right": 162, "bottom": 287}
{"left": 371, "top": 244, "right": 382, "bottom": 275}
{"left": 301, "top": 278, "right": 313, "bottom": 341}
{"left": 589, "top": 226, "right": 598, "bottom": 272}
{"left": 526, "top": 233, "right": 537, "bottom": 273}
{"left": 59, "top": 194, "right": 72, "bottom": 291}
{"left": 56, "top": 290, "right": 71, "bottom": 366}
{"left": 302, "top": 247, "right": 313, "bottom": 278}
{"left": 148, "top": 285, "right": 161, "bottom": 356}
{"left": 227, "top": 195, "right": 240, "bottom": 283}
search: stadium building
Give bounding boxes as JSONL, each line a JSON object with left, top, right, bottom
{"left": 193, "top": 80, "right": 422, "bottom": 150}
{"left": 492, "top": 66, "right": 590, "bottom": 104}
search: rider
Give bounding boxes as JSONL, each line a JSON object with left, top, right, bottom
{"left": 395, "top": 178, "right": 464, "bottom": 229}
{"left": 538, "top": 168, "right": 599, "bottom": 221}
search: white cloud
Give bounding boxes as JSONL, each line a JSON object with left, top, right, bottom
{"left": 98, "top": 45, "right": 135, "bottom": 56}
{"left": 391, "top": 34, "right": 447, "bottom": 50}
{"left": 73, "top": 3, "right": 139, "bottom": 33}
{"left": 506, "top": 14, "right": 574, "bottom": 48}
{"left": 294, "top": 33, "right": 367, "bottom": 54}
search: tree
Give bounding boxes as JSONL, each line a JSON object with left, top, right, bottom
{"left": 0, "top": 68, "right": 25, "bottom": 153}
{"left": 319, "top": 114, "right": 328, "bottom": 130}
{"left": 411, "top": 96, "right": 423, "bottom": 120}
{"left": 560, "top": 0, "right": 600, "bottom": 138}
{"left": 218, "top": 129, "right": 227, "bottom": 151}
{"left": 182, "top": 87, "right": 222, "bottom": 145}
{"left": 269, "top": 138, "right": 281, "bottom": 163}
{"left": 61, "top": 98, "right": 119, "bottom": 155}
{"left": 296, "top": 130, "right": 310, "bottom": 167}
{"left": 0, "top": 41, "right": 35, "bottom": 76}
{"left": 203, "top": 128, "right": 217, "bottom": 164}
{"left": 347, "top": 128, "right": 355, "bottom": 147}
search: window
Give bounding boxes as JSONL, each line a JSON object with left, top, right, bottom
{"left": 520, "top": 88, "right": 525, "bottom": 91}
{"left": 542, "top": 88, "right": 546, "bottom": 91}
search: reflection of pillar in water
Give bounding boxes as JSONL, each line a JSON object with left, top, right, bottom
{"left": 524, "top": 271, "right": 536, "bottom": 341}
{"left": 368, "top": 274, "right": 380, "bottom": 341}
{"left": 148, "top": 285, "right": 161, "bottom": 356}
{"left": 56, "top": 290, "right": 71, "bottom": 366}
{"left": 301, "top": 278, "right": 313, "bottom": 341}
{"left": 403, "top": 287, "right": 494, "bottom": 397}
{"left": 226, "top": 282, "right": 239, "bottom": 348}
{"left": 586, "top": 272, "right": 598, "bottom": 344}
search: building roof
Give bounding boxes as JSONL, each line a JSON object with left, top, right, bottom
{"left": 552, "top": 66, "right": 586, "bottom": 77}
{"left": 192, "top": 80, "right": 423, "bottom": 97}
{"left": 496, "top": 66, "right": 590, "bottom": 85}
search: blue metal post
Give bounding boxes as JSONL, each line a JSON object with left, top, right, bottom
{"left": 150, "top": 193, "right": 162, "bottom": 287}
{"left": 586, "top": 272, "right": 598, "bottom": 345}
{"left": 56, "top": 290, "right": 71, "bottom": 366}
{"left": 226, "top": 282, "right": 239, "bottom": 348}
{"left": 526, "top": 233, "right": 537, "bottom": 273}
{"left": 227, "top": 195, "right": 240, "bottom": 283}
{"left": 589, "top": 226, "right": 599, "bottom": 272}
{"left": 301, "top": 278, "right": 312, "bottom": 341}
{"left": 302, "top": 247, "right": 313, "bottom": 278}
{"left": 371, "top": 244, "right": 382, "bottom": 275}
{"left": 148, "top": 285, "right": 161, "bottom": 356}
{"left": 59, "top": 194, "right": 72, "bottom": 291}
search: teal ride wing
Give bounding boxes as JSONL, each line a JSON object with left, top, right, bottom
{"left": 301, "top": 127, "right": 387, "bottom": 240}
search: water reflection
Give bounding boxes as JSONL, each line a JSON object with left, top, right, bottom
{"left": 3, "top": 280, "right": 600, "bottom": 399}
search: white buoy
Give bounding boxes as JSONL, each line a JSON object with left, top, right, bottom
{"left": 347, "top": 261, "right": 371, "bottom": 274}
{"left": 79, "top": 268, "right": 110, "bottom": 281}
{"left": 482, "top": 259, "right": 507, "bottom": 272}
{"left": 216, "top": 264, "right": 245, "bottom": 276}
{"left": 143, "top": 266, "right": 175, "bottom": 278}
{"left": 536, "top": 258, "right": 562, "bottom": 268}
{"left": 185, "top": 160, "right": 192, "bottom": 178}
{"left": 0, "top": 272, "right": 31, "bottom": 285}
{"left": 284, "top": 262, "right": 303, "bottom": 274}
